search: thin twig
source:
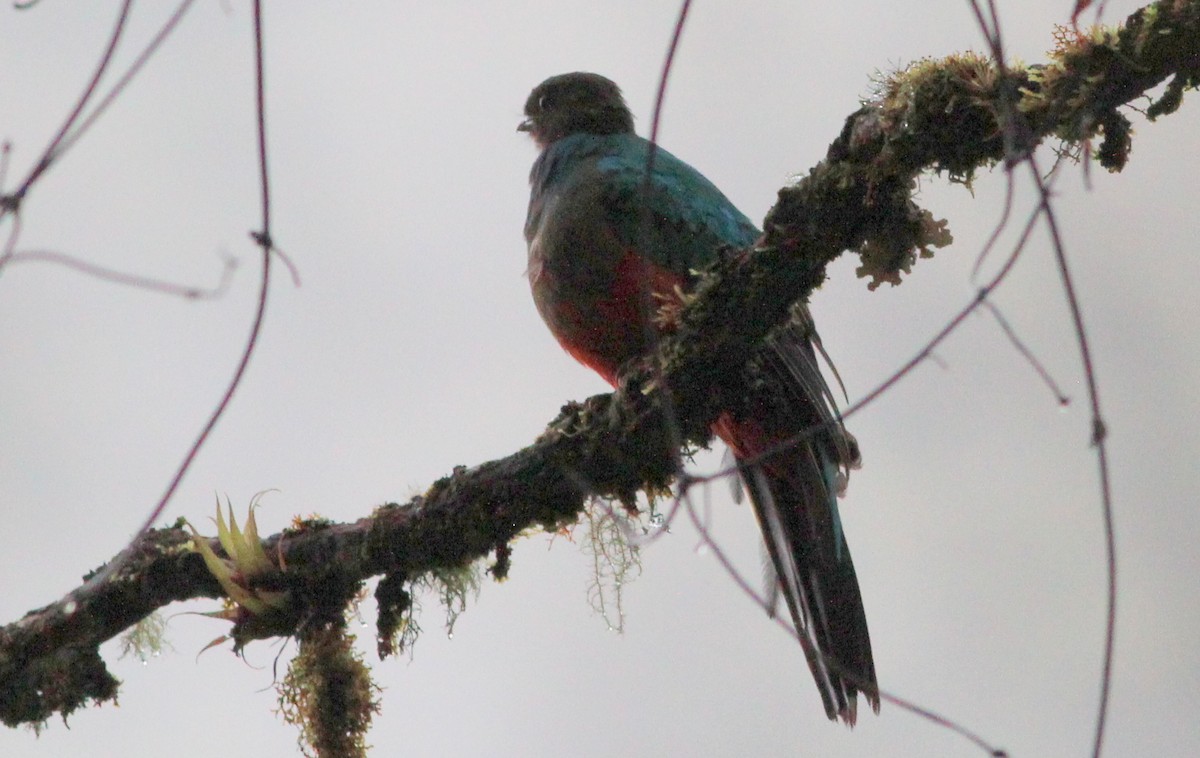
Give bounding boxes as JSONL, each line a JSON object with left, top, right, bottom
{"left": 634, "top": 0, "right": 695, "bottom": 474}
{"left": 252, "top": 0, "right": 273, "bottom": 245}
{"left": 91, "top": 0, "right": 275, "bottom": 586}
{"left": 2, "top": 249, "right": 236, "bottom": 299}
{"left": 1026, "top": 155, "right": 1115, "bottom": 758}
{"left": 13, "top": 0, "right": 197, "bottom": 202}
{"left": 970, "top": 172, "right": 1016, "bottom": 281}
{"left": 14, "top": 0, "right": 133, "bottom": 201}
{"left": 982, "top": 299, "right": 1070, "bottom": 405}
{"left": 966, "top": 1, "right": 1117, "bottom": 751}
{"left": 681, "top": 483, "right": 1007, "bottom": 756}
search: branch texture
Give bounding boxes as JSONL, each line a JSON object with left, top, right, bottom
{"left": 2, "top": 0, "right": 1197, "bottom": 730}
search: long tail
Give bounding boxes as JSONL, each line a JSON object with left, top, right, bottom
{"left": 715, "top": 304, "right": 878, "bottom": 724}
{"left": 740, "top": 443, "right": 879, "bottom": 724}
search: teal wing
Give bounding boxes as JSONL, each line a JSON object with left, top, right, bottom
{"left": 593, "top": 135, "right": 760, "bottom": 276}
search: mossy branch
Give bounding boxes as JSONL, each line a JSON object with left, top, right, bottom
{"left": 1, "top": 0, "right": 1196, "bottom": 734}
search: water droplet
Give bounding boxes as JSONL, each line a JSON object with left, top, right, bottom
{"left": 648, "top": 513, "right": 665, "bottom": 528}
{"left": 694, "top": 543, "right": 709, "bottom": 556}
{"left": 446, "top": 632, "right": 454, "bottom": 640}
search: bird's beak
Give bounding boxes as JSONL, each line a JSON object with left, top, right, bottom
{"left": 517, "top": 118, "right": 533, "bottom": 133}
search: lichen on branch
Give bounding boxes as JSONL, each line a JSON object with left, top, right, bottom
{"left": 1, "top": 0, "right": 1197, "bottom": 737}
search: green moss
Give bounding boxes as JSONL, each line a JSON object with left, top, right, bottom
{"left": 582, "top": 500, "right": 643, "bottom": 633}
{"left": 488, "top": 543, "right": 512, "bottom": 581}
{"left": 276, "top": 623, "right": 381, "bottom": 758}
{"left": 283, "top": 515, "right": 335, "bottom": 536}
{"left": 373, "top": 572, "right": 411, "bottom": 659}
{"left": 869, "top": 52, "right": 1010, "bottom": 179}
{"left": 375, "top": 561, "right": 484, "bottom": 658}
{"left": 420, "top": 563, "right": 482, "bottom": 638}
{"left": 118, "top": 612, "right": 169, "bottom": 663}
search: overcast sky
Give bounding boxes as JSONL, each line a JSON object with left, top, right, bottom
{"left": 2, "top": 2, "right": 1197, "bottom": 757}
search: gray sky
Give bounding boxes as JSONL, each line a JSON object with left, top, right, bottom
{"left": 2, "top": 2, "right": 1197, "bottom": 756}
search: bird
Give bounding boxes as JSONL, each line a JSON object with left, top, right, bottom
{"left": 519, "top": 72, "right": 878, "bottom": 724}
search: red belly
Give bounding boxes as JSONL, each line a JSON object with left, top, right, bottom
{"left": 531, "top": 247, "right": 687, "bottom": 386}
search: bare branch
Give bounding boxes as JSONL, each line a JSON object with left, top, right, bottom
{"left": 2, "top": 0, "right": 1196, "bottom": 734}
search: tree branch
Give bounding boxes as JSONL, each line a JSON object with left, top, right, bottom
{"left": 2, "top": 0, "right": 1197, "bottom": 731}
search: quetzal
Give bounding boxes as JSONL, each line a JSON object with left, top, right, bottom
{"left": 519, "top": 72, "right": 878, "bottom": 724}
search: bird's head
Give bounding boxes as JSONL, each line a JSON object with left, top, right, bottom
{"left": 518, "top": 72, "right": 635, "bottom": 148}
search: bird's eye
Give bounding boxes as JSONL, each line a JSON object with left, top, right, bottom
{"left": 538, "top": 94, "right": 552, "bottom": 112}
